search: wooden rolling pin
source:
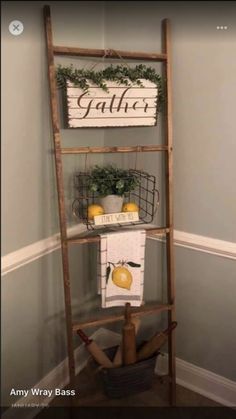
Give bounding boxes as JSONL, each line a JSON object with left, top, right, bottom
{"left": 122, "top": 303, "right": 137, "bottom": 365}
{"left": 77, "top": 329, "right": 113, "bottom": 368}
{"left": 137, "top": 321, "right": 178, "bottom": 361}
{"left": 113, "top": 316, "right": 140, "bottom": 367}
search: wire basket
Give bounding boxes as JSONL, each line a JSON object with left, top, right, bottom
{"left": 72, "top": 169, "right": 159, "bottom": 230}
{"left": 92, "top": 345, "right": 160, "bottom": 399}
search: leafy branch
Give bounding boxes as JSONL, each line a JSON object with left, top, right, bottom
{"left": 56, "top": 64, "right": 164, "bottom": 109}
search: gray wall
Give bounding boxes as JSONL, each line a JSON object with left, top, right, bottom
{"left": 2, "top": 0, "right": 236, "bottom": 408}
{"left": 2, "top": 1, "right": 106, "bottom": 254}
{"left": 104, "top": 0, "right": 236, "bottom": 240}
{"left": 104, "top": 0, "right": 236, "bottom": 381}
{"left": 1, "top": 1, "right": 105, "bottom": 407}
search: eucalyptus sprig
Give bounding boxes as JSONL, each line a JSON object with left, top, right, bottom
{"left": 56, "top": 64, "right": 164, "bottom": 107}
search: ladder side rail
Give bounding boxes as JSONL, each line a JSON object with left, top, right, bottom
{"left": 44, "top": 5, "right": 75, "bottom": 388}
{"left": 163, "top": 18, "right": 176, "bottom": 406}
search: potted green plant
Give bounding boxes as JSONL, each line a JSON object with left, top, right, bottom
{"left": 87, "top": 165, "right": 139, "bottom": 213}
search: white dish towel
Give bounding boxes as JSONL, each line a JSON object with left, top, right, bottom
{"left": 97, "top": 230, "right": 146, "bottom": 308}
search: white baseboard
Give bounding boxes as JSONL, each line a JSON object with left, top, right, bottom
{"left": 156, "top": 354, "right": 236, "bottom": 407}
{"left": 3, "top": 328, "right": 236, "bottom": 419}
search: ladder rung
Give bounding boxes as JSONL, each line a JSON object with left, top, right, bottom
{"left": 67, "top": 227, "right": 170, "bottom": 245}
{"left": 61, "top": 145, "right": 168, "bottom": 155}
{"left": 73, "top": 303, "right": 173, "bottom": 331}
{"left": 53, "top": 46, "right": 167, "bottom": 62}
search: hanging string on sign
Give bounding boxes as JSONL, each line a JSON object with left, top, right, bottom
{"left": 87, "top": 49, "right": 110, "bottom": 72}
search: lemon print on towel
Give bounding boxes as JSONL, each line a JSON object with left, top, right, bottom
{"left": 106, "top": 260, "right": 141, "bottom": 290}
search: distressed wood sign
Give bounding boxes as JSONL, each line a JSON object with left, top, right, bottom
{"left": 94, "top": 211, "right": 139, "bottom": 226}
{"left": 67, "top": 80, "right": 158, "bottom": 128}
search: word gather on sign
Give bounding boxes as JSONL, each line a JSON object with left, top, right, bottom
{"left": 67, "top": 80, "right": 158, "bottom": 128}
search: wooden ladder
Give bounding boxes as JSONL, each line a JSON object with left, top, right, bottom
{"left": 44, "top": 4, "right": 176, "bottom": 405}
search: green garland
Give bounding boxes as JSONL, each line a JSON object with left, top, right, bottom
{"left": 56, "top": 64, "right": 164, "bottom": 106}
